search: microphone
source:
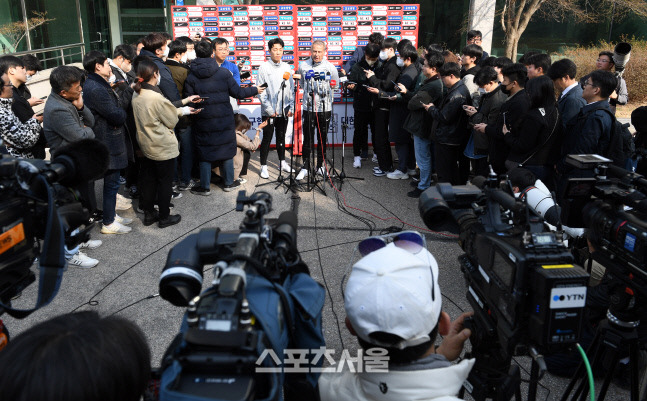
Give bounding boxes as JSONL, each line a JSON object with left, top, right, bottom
{"left": 325, "top": 73, "right": 331, "bottom": 96}
{"left": 281, "top": 71, "right": 291, "bottom": 89}
{"left": 314, "top": 72, "right": 320, "bottom": 93}
{"left": 306, "top": 70, "right": 314, "bottom": 93}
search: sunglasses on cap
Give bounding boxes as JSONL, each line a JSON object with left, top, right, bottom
{"left": 357, "top": 231, "right": 425, "bottom": 257}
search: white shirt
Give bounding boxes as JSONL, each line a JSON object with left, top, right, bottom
{"left": 560, "top": 82, "right": 579, "bottom": 99}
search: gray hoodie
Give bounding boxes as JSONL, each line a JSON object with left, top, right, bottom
{"left": 296, "top": 58, "right": 340, "bottom": 112}
{"left": 256, "top": 59, "right": 295, "bottom": 117}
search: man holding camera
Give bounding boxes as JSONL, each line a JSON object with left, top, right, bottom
{"left": 256, "top": 38, "right": 294, "bottom": 179}
{"left": 319, "top": 240, "right": 474, "bottom": 401}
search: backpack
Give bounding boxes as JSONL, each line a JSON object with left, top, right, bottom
{"left": 595, "top": 107, "right": 633, "bottom": 168}
{"left": 159, "top": 264, "right": 326, "bottom": 401}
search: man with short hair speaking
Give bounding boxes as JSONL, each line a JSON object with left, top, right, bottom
{"left": 318, "top": 236, "right": 474, "bottom": 400}
{"left": 294, "top": 41, "right": 339, "bottom": 180}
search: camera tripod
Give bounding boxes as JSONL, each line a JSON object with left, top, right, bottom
{"left": 330, "top": 80, "right": 363, "bottom": 191}
{"left": 561, "top": 269, "right": 647, "bottom": 401}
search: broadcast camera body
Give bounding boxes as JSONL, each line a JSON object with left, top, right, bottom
{"left": 0, "top": 139, "right": 108, "bottom": 334}
{"left": 419, "top": 172, "right": 589, "bottom": 400}
{"left": 158, "top": 191, "right": 325, "bottom": 401}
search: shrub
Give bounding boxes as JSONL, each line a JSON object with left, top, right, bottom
{"left": 555, "top": 37, "right": 647, "bottom": 103}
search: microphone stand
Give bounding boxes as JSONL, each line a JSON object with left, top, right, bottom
{"left": 256, "top": 79, "right": 294, "bottom": 192}
{"left": 325, "top": 76, "right": 341, "bottom": 186}
{"left": 303, "top": 75, "right": 325, "bottom": 195}
{"left": 332, "top": 80, "right": 363, "bottom": 191}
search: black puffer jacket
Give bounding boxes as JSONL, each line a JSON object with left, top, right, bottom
{"left": 184, "top": 57, "right": 257, "bottom": 162}
{"left": 427, "top": 80, "right": 471, "bottom": 146}
{"left": 470, "top": 86, "right": 507, "bottom": 155}
{"left": 82, "top": 73, "right": 128, "bottom": 170}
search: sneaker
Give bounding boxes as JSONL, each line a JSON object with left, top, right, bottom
{"left": 101, "top": 221, "right": 132, "bottom": 234}
{"left": 260, "top": 165, "right": 269, "bottom": 179}
{"left": 117, "top": 193, "right": 132, "bottom": 204}
{"left": 387, "top": 170, "right": 409, "bottom": 180}
{"left": 407, "top": 169, "right": 418, "bottom": 177}
{"left": 353, "top": 156, "right": 361, "bottom": 169}
{"left": 115, "top": 214, "right": 133, "bottom": 225}
{"left": 237, "top": 177, "right": 247, "bottom": 184}
{"left": 191, "top": 186, "right": 211, "bottom": 196}
{"left": 407, "top": 187, "right": 424, "bottom": 198}
{"left": 79, "top": 239, "right": 102, "bottom": 250}
{"left": 281, "top": 160, "right": 294, "bottom": 173}
{"left": 178, "top": 180, "right": 197, "bottom": 191}
{"left": 118, "top": 176, "right": 126, "bottom": 185}
{"left": 223, "top": 180, "right": 241, "bottom": 192}
{"left": 68, "top": 251, "right": 99, "bottom": 268}
{"left": 89, "top": 210, "right": 103, "bottom": 223}
{"left": 372, "top": 154, "right": 378, "bottom": 163}
{"left": 373, "top": 168, "right": 387, "bottom": 177}
{"left": 159, "top": 214, "right": 181, "bottom": 228}
{"left": 128, "top": 186, "right": 139, "bottom": 199}
{"left": 296, "top": 169, "right": 308, "bottom": 180}
{"left": 172, "top": 191, "right": 183, "bottom": 199}
{"left": 143, "top": 211, "right": 159, "bottom": 226}
{"left": 116, "top": 194, "right": 132, "bottom": 211}
{"left": 316, "top": 166, "right": 327, "bottom": 177}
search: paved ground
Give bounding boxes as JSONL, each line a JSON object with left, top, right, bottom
{"left": 5, "top": 148, "right": 630, "bottom": 400}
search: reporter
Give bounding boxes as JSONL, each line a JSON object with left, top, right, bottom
{"left": 319, "top": 236, "right": 474, "bottom": 401}
{"left": 132, "top": 57, "right": 198, "bottom": 228}
{"left": 0, "top": 72, "right": 42, "bottom": 159}
{"left": 0, "top": 311, "right": 150, "bottom": 401}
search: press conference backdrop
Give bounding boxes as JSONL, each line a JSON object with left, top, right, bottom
{"left": 171, "top": 4, "right": 420, "bottom": 144}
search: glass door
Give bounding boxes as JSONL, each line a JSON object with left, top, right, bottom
{"left": 82, "top": 0, "right": 112, "bottom": 54}
{"left": 120, "top": 0, "right": 166, "bottom": 45}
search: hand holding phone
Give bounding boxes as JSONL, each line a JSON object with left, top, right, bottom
{"left": 259, "top": 82, "right": 268, "bottom": 88}
{"left": 392, "top": 81, "right": 401, "bottom": 92}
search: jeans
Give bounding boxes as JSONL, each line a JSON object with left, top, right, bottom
{"left": 102, "top": 169, "right": 121, "bottom": 225}
{"left": 176, "top": 126, "right": 193, "bottom": 185}
{"left": 199, "top": 158, "right": 234, "bottom": 188}
{"left": 413, "top": 135, "right": 432, "bottom": 191}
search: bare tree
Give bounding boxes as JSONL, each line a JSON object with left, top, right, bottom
{"left": 0, "top": 11, "right": 54, "bottom": 53}
{"left": 500, "top": 0, "right": 647, "bottom": 60}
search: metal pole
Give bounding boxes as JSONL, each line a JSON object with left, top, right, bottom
{"left": 19, "top": 0, "right": 32, "bottom": 51}
{"left": 75, "top": 0, "right": 85, "bottom": 51}
{"left": 60, "top": 48, "right": 66, "bottom": 65}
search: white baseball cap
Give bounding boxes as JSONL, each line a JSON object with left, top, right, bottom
{"left": 344, "top": 242, "right": 442, "bottom": 350}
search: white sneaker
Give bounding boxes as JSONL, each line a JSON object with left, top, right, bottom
{"left": 101, "top": 221, "right": 132, "bottom": 234}
{"left": 281, "top": 160, "right": 294, "bottom": 173}
{"left": 407, "top": 169, "right": 418, "bottom": 176}
{"left": 116, "top": 193, "right": 132, "bottom": 203}
{"left": 296, "top": 169, "right": 308, "bottom": 180}
{"left": 260, "top": 165, "right": 269, "bottom": 179}
{"left": 115, "top": 214, "right": 133, "bottom": 225}
{"left": 237, "top": 177, "right": 247, "bottom": 184}
{"left": 317, "top": 166, "right": 327, "bottom": 177}
{"left": 372, "top": 154, "right": 378, "bottom": 163}
{"left": 115, "top": 196, "right": 132, "bottom": 211}
{"left": 353, "top": 156, "right": 361, "bottom": 169}
{"left": 68, "top": 251, "right": 99, "bottom": 268}
{"left": 79, "top": 239, "right": 102, "bottom": 249}
{"left": 387, "top": 170, "right": 409, "bottom": 180}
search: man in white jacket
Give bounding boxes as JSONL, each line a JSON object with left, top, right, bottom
{"left": 319, "top": 239, "right": 474, "bottom": 401}
{"left": 256, "top": 38, "right": 295, "bottom": 179}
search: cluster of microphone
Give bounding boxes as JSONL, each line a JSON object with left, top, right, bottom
{"left": 303, "top": 70, "right": 336, "bottom": 98}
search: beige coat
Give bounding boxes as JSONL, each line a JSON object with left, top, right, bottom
{"left": 235, "top": 130, "right": 261, "bottom": 179}
{"left": 132, "top": 86, "right": 181, "bottom": 161}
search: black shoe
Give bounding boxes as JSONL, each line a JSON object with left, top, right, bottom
{"left": 128, "top": 186, "right": 139, "bottom": 199}
{"left": 410, "top": 180, "right": 418, "bottom": 187}
{"left": 223, "top": 180, "right": 241, "bottom": 192}
{"left": 407, "top": 188, "right": 424, "bottom": 198}
{"left": 89, "top": 210, "right": 103, "bottom": 223}
{"left": 143, "top": 211, "right": 159, "bottom": 226}
{"left": 190, "top": 186, "right": 211, "bottom": 196}
{"left": 159, "top": 214, "right": 181, "bottom": 228}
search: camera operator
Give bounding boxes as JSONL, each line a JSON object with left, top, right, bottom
{"left": 594, "top": 51, "right": 628, "bottom": 115}
{"left": 319, "top": 239, "right": 474, "bottom": 401}
{"left": 0, "top": 312, "right": 151, "bottom": 401}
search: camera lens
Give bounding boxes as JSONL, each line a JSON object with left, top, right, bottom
{"left": 159, "top": 237, "right": 203, "bottom": 306}
{"left": 418, "top": 186, "right": 453, "bottom": 230}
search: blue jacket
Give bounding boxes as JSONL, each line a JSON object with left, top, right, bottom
{"left": 184, "top": 57, "right": 257, "bottom": 162}
{"left": 139, "top": 49, "right": 181, "bottom": 102}
{"left": 220, "top": 60, "right": 241, "bottom": 84}
{"left": 558, "top": 100, "right": 614, "bottom": 173}
{"left": 82, "top": 73, "right": 129, "bottom": 170}
{"left": 558, "top": 84, "right": 586, "bottom": 129}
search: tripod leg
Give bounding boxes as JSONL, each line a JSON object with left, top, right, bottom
{"left": 561, "top": 330, "right": 601, "bottom": 401}
{"left": 630, "top": 342, "right": 640, "bottom": 401}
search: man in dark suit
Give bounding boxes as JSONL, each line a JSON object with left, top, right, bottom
{"left": 548, "top": 59, "right": 586, "bottom": 129}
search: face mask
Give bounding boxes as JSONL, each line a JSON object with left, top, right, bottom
{"left": 26, "top": 75, "right": 32, "bottom": 82}
{"left": 187, "top": 50, "right": 196, "bottom": 61}
{"left": 366, "top": 59, "right": 376, "bottom": 67}
{"left": 500, "top": 84, "right": 511, "bottom": 96}
{"left": 181, "top": 54, "right": 188, "bottom": 63}
{"left": 156, "top": 73, "right": 161, "bottom": 86}
{"left": 396, "top": 58, "right": 404, "bottom": 68}
{"left": 163, "top": 47, "right": 170, "bottom": 58}
{"left": 108, "top": 74, "right": 116, "bottom": 84}
{"left": 379, "top": 50, "right": 387, "bottom": 61}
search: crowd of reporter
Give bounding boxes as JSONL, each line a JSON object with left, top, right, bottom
{"left": 0, "top": 28, "right": 646, "bottom": 401}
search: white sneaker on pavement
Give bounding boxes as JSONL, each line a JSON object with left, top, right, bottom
{"left": 386, "top": 169, "right": 409, "bottom": 180}
{"left": 353, "top": 156, "right": 361, "bottom": 168}
{"left": 101, "top": 221, "right": 132, "bottom": 234}
{"left": 79, "top": 239, "right": 102, "bottom": 249}
{"left": 407, "top": 169, "right": 418, "bottom": 176}
{"left": 296, "top": 169, "right": 308, "bottom": 180}
{"left": 281, "top": 160, "right": 294, "bottom": 173}
{"left": 317, "top": 166, "right": 327, "bottom": 177}
{"left": 115, "top": 193, "right": 132, "bottom": 210}
{"left": 372, "top": 154, "right": 378, "bottom": 163}
{"left": 115, "top": 214, "right": 133, "bottom": 225}
{"left": 260, "top": 165, "right": 269, "bottom": 179}
{"left": 68, "top": 251, "right": 99, "bottom": 268}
